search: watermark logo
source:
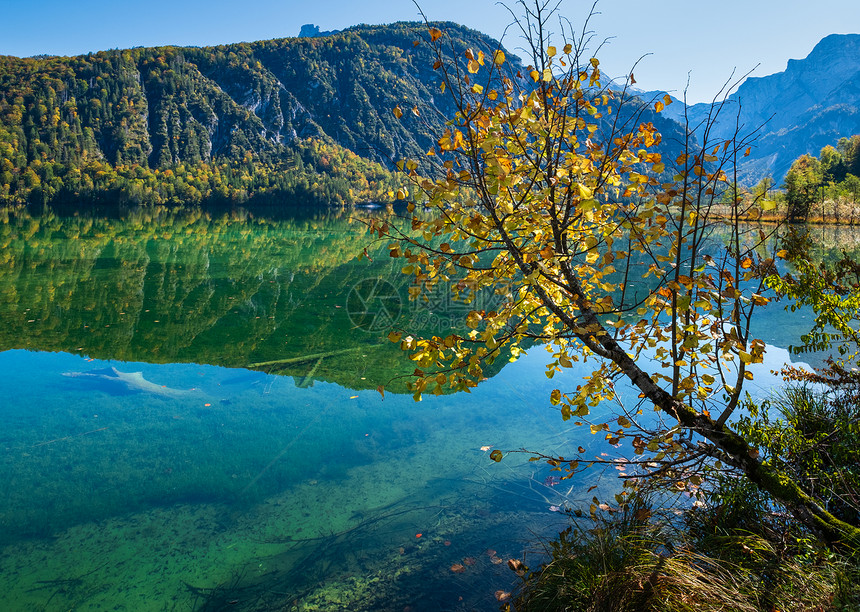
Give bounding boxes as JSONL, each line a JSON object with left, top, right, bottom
{"left": 345, "top": 278, "right": 403, "bottom": 332}
{"left": 346, "top": 277, "right": 507, "bottom": 334}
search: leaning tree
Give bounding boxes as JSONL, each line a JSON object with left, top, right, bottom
{"left": 369, "top": 0, "right": 860, "bottom": 547}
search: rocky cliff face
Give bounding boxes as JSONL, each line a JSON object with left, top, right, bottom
{"left": 676, "top": 34, "right": 860, "bottom": 183}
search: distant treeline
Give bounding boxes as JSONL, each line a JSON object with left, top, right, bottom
{"left": 782, "top": 134, "right": 860, "bottom": 220}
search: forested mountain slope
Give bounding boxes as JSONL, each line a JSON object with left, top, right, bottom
{"left": 0, "top": 22, "right": 510, "bottom": 209}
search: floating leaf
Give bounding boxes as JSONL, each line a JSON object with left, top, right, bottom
{"left": 490, "top": 449, "right": 503, "bottom": 462}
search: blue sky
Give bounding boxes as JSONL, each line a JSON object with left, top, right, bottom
{"left": 1, "top": 0, "right": 858, "bottom": 103}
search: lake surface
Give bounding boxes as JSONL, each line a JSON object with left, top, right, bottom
{"left": 0, "top": 208, "right": 848, "bottom": 611}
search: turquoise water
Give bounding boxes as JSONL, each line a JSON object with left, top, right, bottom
{"left": 0, "top": 349, "right": 628, "bottom": 610}
{"left": 0, "top": 209, "right": 841, "bottom": 610}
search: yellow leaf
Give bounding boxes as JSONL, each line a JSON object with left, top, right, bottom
{"left": 429, "top": 27, "right": 442, "bottom": 42}
{"left": 744, "top": 147, "right": 751, "bottom": 157}
{"left": 493, "top": 50, "right": 505, "bottom": 65}
{"left": 654, "top": 100, "right": 664, "bottom": 113}
{"left": 663, "top": 94, "right": 673, "bottom": 106}
{"left": 547, "top": 45, "right": 556, "bottom": 57}
{"left": 468, "top": 59, "right": 480, "bottom": 74}
{"left": 563, "top": 44, "right": 572, "bottom": 54}
{"left": 542, "top": 68, "right": 552, "bottom": 82}
{"left": 471, "top": 84, "right": 484, "bottom": 94}
{"left": 466, "top": 311, "right": 483, "bottom": 328}
{"left": 590, "top": 58, "right": 599, "bottom": 68}
{"left": 393, "top": 106, "right": 403, "bottom": 119}
{"left": 529, "top": 70, "right": 540, "bottom": 82}
{"left": 489, "top": 449, "right": 503, "bottom": 462}
{"left": 550, "top": 389, "right": 561, "bottom": 405}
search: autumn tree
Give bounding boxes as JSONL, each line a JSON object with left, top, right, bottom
{"left": 820, "top": 144, "right": 848, "bottom": 184}
{"left": 373, "top": 1, "right": 860, "bottom": 548}
{"left": 783, "top": 153, "right": 823, "bottom": 221}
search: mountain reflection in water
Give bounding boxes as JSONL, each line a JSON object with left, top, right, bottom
{"left": 0, "top": 207, "right": 843, "bottom": 610}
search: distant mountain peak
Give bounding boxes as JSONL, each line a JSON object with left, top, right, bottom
{"left": 667, "top": 32, "right": 860, "bottom": 184}
{"left": 298, "top": 24, "right": 341, "bottom": 38}
{"left": 805, "top": 33, "right": 860, "bottom": 61}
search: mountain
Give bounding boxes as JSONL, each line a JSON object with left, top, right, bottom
{"left": 0, "top": 22, "right": 517, "bottom": 210}
{"left": 298, "top": 24, "right": 341, "bottom": 38}
{"left": 10, "top": 19, "right": 839, "bottom": 211}
{"left": 668, "top": 34, "right": 860, "bottom": 184}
